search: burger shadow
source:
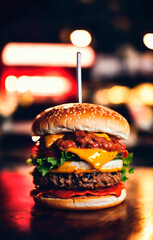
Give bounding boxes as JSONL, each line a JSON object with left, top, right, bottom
{"left": 29, "top": 200, "right": 139, "bottom": 240}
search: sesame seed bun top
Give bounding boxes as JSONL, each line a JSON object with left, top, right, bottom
{"left": 32, "top": 103, "right": 130, "bottom": 139}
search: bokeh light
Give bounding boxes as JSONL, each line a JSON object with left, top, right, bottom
{"left": 107, "top": 86, "right": 130, "bottom": 104}
{"left": 70, "top": 30, "right": 92, "bottom": 47}
{"left": 5, "top": 75, "right": 72, "bottom": 96}
{"left": 143, "top": 33, "right": 153, "bottom": 50}
{"left": 5, "top": 75, "right": 18, "bottom": 92}
{"left": 93, "top": 88, "right": 110, "bottom": 105}
{"left": 131, "top": 83, "right": 153, "bottom": 106}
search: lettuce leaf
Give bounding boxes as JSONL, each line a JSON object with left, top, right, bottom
{"left": 28, "top": 150, "right": 134, "bottom": 180}
{"left": 31, "top": 151, "right": 79, "bottom": 177}
{"left": 114, "top": 152, "right": 134, "bottom": 182}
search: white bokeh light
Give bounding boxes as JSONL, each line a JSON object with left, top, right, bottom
{"left": 70, "top": 30, "right": 92, "bottom": 47}
{"left": 143, "top": 33, "right": 153, "bottom": 50}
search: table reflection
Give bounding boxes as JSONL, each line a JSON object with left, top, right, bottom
{"left": 127, "top": 168, "right": 153, "bottom": 240}
{"left": 1, "top": 166, "right": 34, "bottom": 232}
{"left": 0, "top": 166, "right": 153, "bottom": 240}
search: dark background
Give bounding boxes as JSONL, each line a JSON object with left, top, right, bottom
{"left": 0, "top": 0, "right": 153, "bottom": 52}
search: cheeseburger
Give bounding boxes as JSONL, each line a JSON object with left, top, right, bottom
{"left": 30, "top": 103, "right": 133, "bottom": 210}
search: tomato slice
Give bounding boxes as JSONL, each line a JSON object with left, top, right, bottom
{"left": 31, "top": 183, "right": 125, "bottom": 199}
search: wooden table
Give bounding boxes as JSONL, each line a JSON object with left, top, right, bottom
{"left": 0, "top": 166, "right": 153, "bottom": 240}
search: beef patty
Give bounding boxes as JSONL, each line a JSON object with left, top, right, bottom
{"left": 33, "top": 168, "right": 122, "bottom": 190}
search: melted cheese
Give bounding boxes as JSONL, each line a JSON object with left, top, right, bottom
{"left": 52, "top": 161, "right": 81, "bottom": 173}
{"left": 45, "top": 134, "right": 64, "bottom": 148}
{"left": 66, "top": 148, "right": 118, "bottom": 169}
{"left": 46, "top": 132, "right": 118, "bottom": 173}
{"left": 51, "top": 160, "right": 123, "bottom": 173}
{"left": 94, "top": 133, "right": 110, "bottom": 140}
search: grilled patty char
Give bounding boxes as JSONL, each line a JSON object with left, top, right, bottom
{"left": 33, "top": 168, "right": 122, "bottom": 190}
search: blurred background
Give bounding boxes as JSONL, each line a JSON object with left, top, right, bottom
{"left": 0, "top": 0, "right": 153, "bottom": 168}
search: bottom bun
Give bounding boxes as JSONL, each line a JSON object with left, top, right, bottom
{"left": 33, "top": 189, "right": 126, "bottom": 210}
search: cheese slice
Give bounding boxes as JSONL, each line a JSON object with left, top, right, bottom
{"left": 51, "top": 160, "right": 123, "bottom": 173}
{"left": 45, "top": 134, "right": 64, "bottom": 148}
{"left": 66, "top": 148, "right": 118, "bottom": 169}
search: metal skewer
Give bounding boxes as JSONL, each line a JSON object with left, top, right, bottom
{"left": 77, "top": 52, "right": 82, "bottom": 103}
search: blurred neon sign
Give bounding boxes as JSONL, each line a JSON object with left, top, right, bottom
{"left": 1, "top": 67, "right": 77, "bottom": 101}
{"left": 5, "top": 75, "right": 72, "bottom": 96}
{"left": 2, "top": 43, "right": 95, "bottom": 67}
